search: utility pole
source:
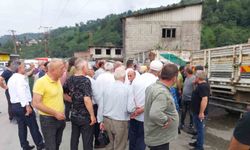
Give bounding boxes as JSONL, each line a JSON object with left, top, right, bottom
{"left": 88, "top": 31, "right": 93, "bottom": 46}
{"left": 39, "top": 26, "right": 52, "bottom": 57}
{"left": 9, "top": 30, "right": 17, "bottom": 54}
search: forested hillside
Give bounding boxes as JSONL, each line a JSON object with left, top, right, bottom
{"left": 201, "top": 0, "right": 250, "bottom": 48}
{"left": 0, "top": 0, "right": 250, "bottom": 58}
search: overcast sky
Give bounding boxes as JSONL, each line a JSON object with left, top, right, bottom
{"left": 0, "top": 0, "right": 180, "bottom": 36}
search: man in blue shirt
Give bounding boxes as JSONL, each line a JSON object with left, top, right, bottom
{"left": 0, "top": 60, "right": 16, "bottom": 123}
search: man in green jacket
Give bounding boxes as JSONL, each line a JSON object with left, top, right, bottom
{"left": 144, "top": 64, "right": 179, "bottom": 150}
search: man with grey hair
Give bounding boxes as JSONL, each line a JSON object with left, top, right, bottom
{"left": 8, "top": 60, "right": 45, "bottom": 150}
{"left": 63, "top": 58, "right": 96, "bottom": 150}
{"left": 189, "top": 70, "right": 210, "bottom": 150}
{"left": 86, "top": 62, "right": 103, "bottom": 148}
{"left": 128, "top": 60, "right": 163, "bottom": 150}
{"left": 98, "top": 66, "right": 133, "bottom": 150}
{"left": 95, "top": 62, "right": 115, "bottom": 105}
{"left": 113, "top": 61, "right": 123, "bottom": 70}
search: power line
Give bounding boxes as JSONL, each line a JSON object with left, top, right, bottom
{"left": 39, "top": 0, "right": 45, "bottom": 26}
{"left": 8, "top": 30, "right": 17, "bottom": 54}
{"left": 39, "top": 26, "right": 52, "bottom": 57}
{"left": 73, "top": 0, "right": 91, "bottom": 21}
{"left": 53, "top": 0, "right": 70, "bottom": 27}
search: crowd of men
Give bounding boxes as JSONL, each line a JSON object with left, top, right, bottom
{"left": 0, "top": 57, "right": 249, "bottom": 150}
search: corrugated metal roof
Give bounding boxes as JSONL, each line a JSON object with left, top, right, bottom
{"left": 121, "top": 1, "right": 202, "bottom": 20}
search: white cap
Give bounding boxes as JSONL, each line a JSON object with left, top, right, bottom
{"left": 150, "top": 60, "right": 163, "bottom": 71}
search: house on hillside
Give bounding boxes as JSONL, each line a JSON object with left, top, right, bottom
{"left": 88, "top": 46, "right": 123, "bottom": 61}
{"left": 26, "top": 39, "right": 38, "bottom": 46}
{"left": 121, "top": 2, "right": 202, "bottom": 60}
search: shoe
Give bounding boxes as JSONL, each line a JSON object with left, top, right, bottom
{"left": 189, "top": 142, "right": 197, "bottom": 147}
{"left": 94, "top": 144, "right": 106, "bottom": 148}
{"left": 189, "top": 147, "right": 204, "bottom": 150}
{"left": 192, "top": 135, "right": 198, "bottom": 139}
{"left": 23, "top": 145, "right": 35, "bottom": 150}
{"left": 10, "top": 119, "right": 17, "bottom": 124}
{"left": 178, "top": 128, "right": 181, "bottom": 134}
{"left": 187, "top": 130, "right": 197, "bottom": 135}
{"left": 37, "top": 143, "right": 45, "bottom": 150}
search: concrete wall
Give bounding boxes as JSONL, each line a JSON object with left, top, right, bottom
{"left": 89, "top": 47, "right": 123, "bottom": 60}
{"left": 123, "top": 4, "right": 202, "bottom": 59}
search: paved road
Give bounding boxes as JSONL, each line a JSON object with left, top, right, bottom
{"left": 0, "top": 88, "right": 237, "bottom": 150}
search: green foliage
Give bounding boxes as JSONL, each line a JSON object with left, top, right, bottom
{"left": 0, "top": 13, "right": 126, "bottom": 58}
{"left": 201, "top": 0, "right": 250, "bottom": 49}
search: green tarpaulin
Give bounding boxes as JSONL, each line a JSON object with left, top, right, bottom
{"left": 160, "top": 53, "right": 186, "bottom": 66}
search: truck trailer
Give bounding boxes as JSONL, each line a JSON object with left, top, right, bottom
{"left": 192, "top": 43, "right": 250, "bottom": 112}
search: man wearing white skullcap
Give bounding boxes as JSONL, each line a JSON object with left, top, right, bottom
{"left": 127, "top": 60, "right": 163, "bottom": 150}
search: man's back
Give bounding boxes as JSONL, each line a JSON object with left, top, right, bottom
{"left": 95, "top": 72, "right": 115, "bottom": 105}
{"left": 98, "top": 80, "right": 131, "bottom": 122}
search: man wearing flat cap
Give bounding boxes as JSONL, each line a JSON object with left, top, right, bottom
{"left": 128, "top": 60, "right": 163, "bottom": 150}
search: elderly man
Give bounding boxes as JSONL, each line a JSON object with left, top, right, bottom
{"left": 63, "top": 58, "right": 96, "bottom": 150}
{"left": 33, "top": 59, "right": 66, "bottom": 150}
{"left": 85, "top": 62, "right": 104, "bottom": 148}
{"left": 144, "top": 64, "right": 179, "bottom": 150}
{"left": 189, "top": 70, "right": 210, "bottom": 150}
{"left": 128, "top": 60, "right": 163, "bottom": 150}
{"left": 98, "top": 66, "right": 133, "bottom": 150}
{"left": 125, "top": 59, "right": 140, "bottom": 85}
{"left": 8, "top": 61, "right": 45, "bottom": 150}
{"left": 95, "top": 62, "right": 115, "bottom": 104}
{"left": 127, "top": 68, "right": 136, "bottom": 85}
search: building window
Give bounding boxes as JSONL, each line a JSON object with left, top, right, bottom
{"left": 106, "top": 49, "right": 111, "bottom": 55}
{"left": 95, "top": 49, "right": 101, "bottom": 55}
{"left": 115, "top": 49, "right": 121, "bottom": 55}
{"left": 162, "top": 28, "right": 176, "bottom": 38}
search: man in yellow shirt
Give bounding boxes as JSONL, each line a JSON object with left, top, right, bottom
{"left": 33, "top": 59, "right": 66, "bottom": 150}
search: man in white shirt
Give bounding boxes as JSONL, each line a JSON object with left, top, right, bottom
{"left": 128, "top": 60, "right": 163, "bottom": 150}
{"left": 125, "top": 59, "right": 140, "bottom": 85}
{"left": 86, "top": 62, "right": 103, "bottom": 148}
{"left": 98, "top": 66, "right": 133, "bottom": 150}
{"left": 95, "top": 62, "right": 115, "bottom": 105}
{"left": 8, "top": 61, "right": 44, "bottom": 150}
{"left": 93, "top": 60, "right": 105, "bottom": 79}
